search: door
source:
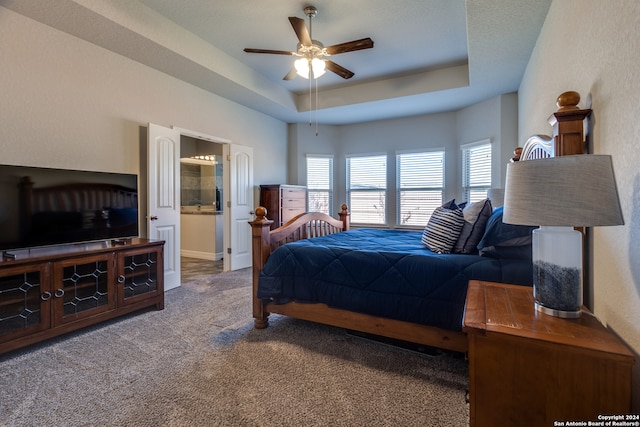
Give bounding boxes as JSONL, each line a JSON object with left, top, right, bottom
{"left": 147, "top": 123, "right": 181, "bottom": 291}
{"left": 225, "top": 143, "right": 254, "bottom": 270}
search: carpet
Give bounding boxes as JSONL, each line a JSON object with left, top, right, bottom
{"left": 0, "top": 267, "right": 469, "bottom": 426}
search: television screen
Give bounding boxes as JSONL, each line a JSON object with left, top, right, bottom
{"left": 0, "top": 164, "right": 139, "bottom": 252}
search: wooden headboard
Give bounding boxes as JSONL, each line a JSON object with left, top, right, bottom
{"left": 514, "top": 91, "right": 591, "bottom": 161}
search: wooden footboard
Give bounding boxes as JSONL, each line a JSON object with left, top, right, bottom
{"left": 248, "top": 204, "right": 468, "bottom": 353}
{"left": 249, "top": 205, "right": 350, "bottom": 328}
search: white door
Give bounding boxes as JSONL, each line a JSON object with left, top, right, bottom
{"left": 224, "top": 144, "right": 254, "bottom": 271}
{"left": 147, "top": 123, "right": 181, "bottom": 291}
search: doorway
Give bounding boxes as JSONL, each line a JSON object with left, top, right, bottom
{"left": 147, "top": 124, "right": 253, "bottom": 290}
{"left": 180, "top": 135, "right": 224, "bottom": 265}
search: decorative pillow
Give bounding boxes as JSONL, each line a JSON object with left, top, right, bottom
{"left": 421, "top": 205, "right": 465, "bottom": 254}
{"left": 476, "top": 206, "right": 537, "bottom": 250}
{"left": 479, "top": 244, "right": 532, "bottom": 260}
{"left": 453, "top": 199, "right": 492, "bottom": 254}
{"left": 441, "top": 198, "right": 462, "bottom": 210}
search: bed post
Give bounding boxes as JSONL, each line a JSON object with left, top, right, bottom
{"left": 249, "top": 206, "right": 273, "bottom": 329}
{"left": 339, "top": 204, "right": 350, "bottom": 231}
{"left": 548, "top": 91, "right": 591, "bottom": 156}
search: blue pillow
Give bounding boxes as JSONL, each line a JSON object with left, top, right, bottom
{"left": 476, "top": 206, "right": 537, "bottom": 250}
{"left": 479, "top": 244, "right": 532, "bottom": 260}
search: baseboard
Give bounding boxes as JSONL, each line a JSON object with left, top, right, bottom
{"left": 180, "top": 250, "right": 220, "bottom": 260}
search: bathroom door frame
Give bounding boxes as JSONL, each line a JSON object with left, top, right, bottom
{"left": 173, "top": 127, "right": 232, "bottom": 271}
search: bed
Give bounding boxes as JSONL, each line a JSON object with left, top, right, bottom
{"left": 250, "top": 91, "right": 591, "bottom": 353}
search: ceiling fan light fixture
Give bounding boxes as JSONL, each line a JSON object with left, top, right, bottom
{"left": 311, "top": 58, "right": 326, "bottom": 78}
{"left": 294, "top": 57, "right": 310, "bottom": 78}
{"left": 295, "top": 57, "right": 325, "bottom": 79}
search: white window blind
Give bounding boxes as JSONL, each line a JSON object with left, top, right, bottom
{"left": 306, "top": 155, "right": 333, "bottom": 215}
{"left": 462, "top": 141, "right": 492, "bottom": 203}
{"left": 346, "top": 154, "right": 387, "bottom": 224}
{"left": 396, "top": 151, "right": 445, "bottom": 226}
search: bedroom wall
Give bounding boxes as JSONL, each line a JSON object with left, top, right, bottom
{"left": 289, "top": 93, "right": 518, "bottom": 222}
{"left": 290, "top": 112, "right": 458, "bottom": 223}
{"left": 0, "top": 6, "right": 288, "bottom": 236}
{"left": 455, "top": 93, "right": 518, "bottom": 191}
{"left": 518, "top": 0, "right": 640, "bottom": 409}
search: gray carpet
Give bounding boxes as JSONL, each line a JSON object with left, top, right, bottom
{"left": 0, "top": 266, "right": 469, "bottom": 426}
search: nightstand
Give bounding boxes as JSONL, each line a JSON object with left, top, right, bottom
{"left": 463, "top": 280, "right": 634, "bottom": 427}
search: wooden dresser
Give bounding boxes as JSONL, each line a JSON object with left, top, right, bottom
{"left": 259, "top": 185, "right": 307, "bottom": 229}
{"left": 463, "top": 280, "right": 634, "bottom": 427}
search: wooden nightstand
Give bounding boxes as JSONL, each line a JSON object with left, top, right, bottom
{"left": 463, "top": 280, "right": 634, "bottom": 427}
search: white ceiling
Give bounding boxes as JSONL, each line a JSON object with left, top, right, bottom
{"left": 2, "top": 0, "right": 552, "bottom": 125}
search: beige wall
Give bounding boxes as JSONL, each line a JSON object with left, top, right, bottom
{"left": 0, "top": 6, "right": 287, "bottom": 222}
{"left": 519, "top": 0, "right": 640, "bottom": 409}
{"left": 288, "top": 93, "right": 519, "bottom": 221}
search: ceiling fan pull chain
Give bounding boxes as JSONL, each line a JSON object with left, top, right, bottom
{"left": 309, "top": 70, "right": 312, "bottom": 127}
{"left": 315, "top": 77, "right": 319, "bottom": 136}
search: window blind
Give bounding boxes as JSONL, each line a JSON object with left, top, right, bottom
{"left": 462, "top": 142, "right": 491, "bottom": 203}
{"left": 396, "top": 151, "right": 444, "bottom": 226}
{"left": 347, "top": 155, "right": 387, "bottom": 224}
{"left": 306, "top": 156, "right": 333, "bottom": 215}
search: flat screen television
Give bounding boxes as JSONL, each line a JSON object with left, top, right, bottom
{"left": 0, "top": 164, "right": 139, "bottom": 253}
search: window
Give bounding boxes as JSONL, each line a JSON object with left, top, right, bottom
{"left": 396, "top": 150, "right": 445, "bottom": 226}
{"left": 306, "top": 155, "right": 333, "bottom": 215}
{"left": 346, "top": 154, "right": 387, "bottom": 224}
{"left": 462, "top": 141, "right": 492, "bottom": 203}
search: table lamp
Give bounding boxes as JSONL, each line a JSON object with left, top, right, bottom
{"left": 503, "top": 154, "right": 624, "bottom": 318}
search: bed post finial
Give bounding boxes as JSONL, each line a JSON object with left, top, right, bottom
{"left": 556, "top": 91, "right": 580, "bottom": 111}
{"left": 549, "top": 91, "right": 591, "bottom": 156}
{"left": 339, "top": 204, "right": 350, "bottom": 231}
{"left": 254, "top": 206, "right": 267, "bottom": 221}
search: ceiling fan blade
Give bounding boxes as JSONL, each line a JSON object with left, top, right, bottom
{"left": 325, "top": 38, "right": 374, "bottom": 55}
{"left": 283, "top": 67, "right": 298, "bottom": 80}
{"left": 244, "top": 48, "right": 294, "bottom": 55}
{"left": 325, "top": 60, "right": 354, "bottom": 79}
{"left": 289, "top": 17, "right": 312, "bottom": 46}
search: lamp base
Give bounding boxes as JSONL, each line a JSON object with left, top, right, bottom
{"left": 532, "top": 226, "right": 583, "bottom": 318}
{"left": 535, "top": 301, "right": 581, "bottom": 318}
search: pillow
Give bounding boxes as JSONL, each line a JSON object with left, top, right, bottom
{"left": 480, "top": 244, "right": 532, "bottom": 260}
{"left": 421, "top": 205, "right": 465, "bottom": 254}
{"left": 453, "top": 199, "right": 492, "bottom": 254}
{"left": 441, "top": 198, "right": 462, "bottom": 209}
{"left": 476, "top": 206, "right": 537, "bottom": 250}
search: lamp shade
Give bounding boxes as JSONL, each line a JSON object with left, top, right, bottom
{"left": 503, "top": 155, "right": 624, "bottom": 227}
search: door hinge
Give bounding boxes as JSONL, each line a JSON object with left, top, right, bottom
{"left": 227, "top": 248, "right": 232, "bottom": 254}
{"left": 227, "top": 154, "right": 231, "bottom": 161}
{"left": 227, "top": 201, "right": 231, "bottom": 208}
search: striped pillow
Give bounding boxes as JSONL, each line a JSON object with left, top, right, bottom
{"left": 422, "top": 206, "right": 465, "bottom": 254}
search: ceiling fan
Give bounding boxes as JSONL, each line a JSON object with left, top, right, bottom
{"left": 243, "top": 5, "right": 374, "bottom": 80}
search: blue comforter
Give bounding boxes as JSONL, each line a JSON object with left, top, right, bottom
{"left": 258, "top": 228, "right": 532, "bottom": 331}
